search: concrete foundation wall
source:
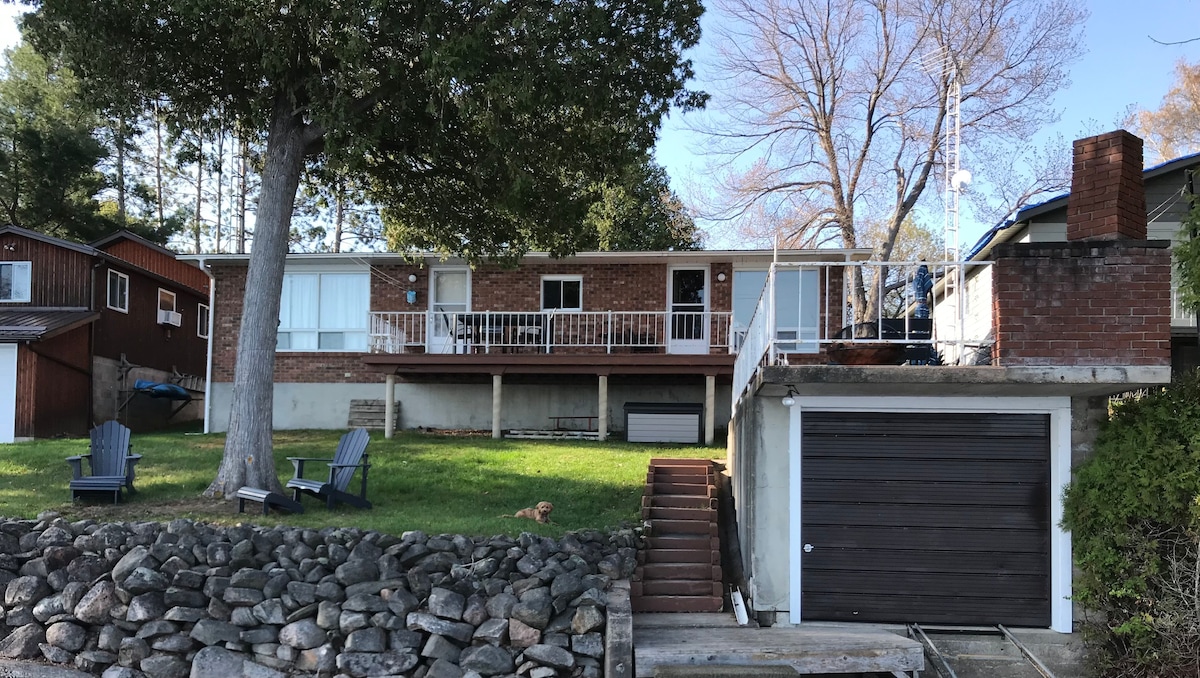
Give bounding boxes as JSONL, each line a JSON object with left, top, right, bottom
{"left": 93, "top": 356, "right": 204, "bottom": 430}
{"left": 208, "top": 381, "right": 732, "bottom": 433}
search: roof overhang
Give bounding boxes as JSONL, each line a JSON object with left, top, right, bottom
{"left": 183, "top": 248, "right": 874, "bottom": 267}
{"left": 0, "top": 309, "right": 99, "bottom": 342}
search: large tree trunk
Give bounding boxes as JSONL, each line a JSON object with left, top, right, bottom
{"left": 206, "top": 95, "right": 313, "bottom": 498}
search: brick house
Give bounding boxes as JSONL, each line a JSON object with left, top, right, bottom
{"left": 0, "top": 227, "right": 209, "bottom": 441}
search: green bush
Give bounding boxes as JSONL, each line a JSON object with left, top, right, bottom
{"left": 1062, "top": 371, "right": 1200, "bottom": 676}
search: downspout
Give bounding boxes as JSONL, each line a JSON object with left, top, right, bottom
{"left": 196, "top": 257, "right": 215, "bottom": 434}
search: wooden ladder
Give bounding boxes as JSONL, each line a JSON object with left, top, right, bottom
{"left": 631, "top": 458, "right": 724, "bottom": 613}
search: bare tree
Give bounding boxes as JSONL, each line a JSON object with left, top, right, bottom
{"left": 1129, "top": 59, "right": 1200, "bottom": 164}
{"left": 702, "top": 0, "right": 1085, "bottom": 320}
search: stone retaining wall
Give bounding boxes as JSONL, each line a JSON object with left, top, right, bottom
{"left": 0, "top": 513, "right": 639, "bottom": 678}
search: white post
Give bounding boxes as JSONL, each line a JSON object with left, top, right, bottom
{"left": 704, "top": 375, "right": 716, "bottom": 446}
{"left": 492, "top": 374, "right": 503, "bottom": 439}
{"left": 598, "top": 375, "right": 609, "bottom": 442}
{"left": 384, "top": 374, "right": 396, "bottom": 439}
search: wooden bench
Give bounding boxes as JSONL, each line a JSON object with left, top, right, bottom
{"left": 235, "top": 487, "right": 304, "bottom": 515}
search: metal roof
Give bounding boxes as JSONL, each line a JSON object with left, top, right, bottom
{"left": 0, "top": 225, "right": 95, "bottom": 255}
{"left": 0, "top": 308, "right": 99, "bottom": 341}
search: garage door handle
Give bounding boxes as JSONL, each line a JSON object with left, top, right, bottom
{"left": 803, "top": 544, "right": 813, "bottom": 553}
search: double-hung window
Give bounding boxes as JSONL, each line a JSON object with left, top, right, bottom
{"left": 0, "top": 262, "right": 31, "bottom": 302}
{"left": 107, "top": 270, "right": 129, "bottom": 312}
{"left": 541, "top": 275, "right": 583, "bottom": 312}
{"left": 277, "top": 272, "right": 369, "bottom": 351}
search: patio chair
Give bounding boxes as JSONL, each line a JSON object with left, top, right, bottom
{"left": 285, "top": 428, "right": 372, "bottom": 509}
{"left": 66, "top": 420, "right": 142, "bottom": 504}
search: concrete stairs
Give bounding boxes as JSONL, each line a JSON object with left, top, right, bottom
{"left": 632, "top": 458, "right": 723, "bottom": 613}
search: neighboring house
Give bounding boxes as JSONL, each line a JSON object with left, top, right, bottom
{"left": 939, "top": 143, "right": 1200, "bottom": 371}
{"left": 191, "top": 248, "right": 869, "bottom": 443}
{"left": 728, "top": 129, "right": 1172, "bottom": 633}
{"left": 0, "top": 227, "right": 209, "bottom": 442}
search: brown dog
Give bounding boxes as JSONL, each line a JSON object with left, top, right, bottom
{"left": 509, "top": 501, "right": 554, "bottom": 524}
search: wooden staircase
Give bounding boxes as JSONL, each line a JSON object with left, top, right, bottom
{"left": 631, "top": 458, "right": 724, "bottom": 613}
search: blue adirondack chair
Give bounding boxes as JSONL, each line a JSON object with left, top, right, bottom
{"left": 286, "top": 428, "right": 372, "bottom": 509}
{"left": 66, "top": 421, "right": 142, "bottom": 503}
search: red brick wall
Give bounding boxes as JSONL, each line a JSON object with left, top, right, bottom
{"left": 469, "top": 262, "right": 672, "bottom": 311}
{"left": 1067, "top": 131, "right": 1147, "bottom": 241}
{"left": 993, "top": 241, "right": 1170, "bottom": 366}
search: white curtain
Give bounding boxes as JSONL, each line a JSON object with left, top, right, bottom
{"left": 319, "top": 274, "right": 369, "bottom": 330}
{"left": 280, "top": 274, "right": 319, "bottom": 329}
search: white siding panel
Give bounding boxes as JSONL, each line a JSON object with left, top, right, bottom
{"left": 627, "top": 413, "right": 700, "bottom": 443}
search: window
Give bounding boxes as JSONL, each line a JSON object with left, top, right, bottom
{"left": 541, "top": 276, "right": 582, "bottom": 312}
{"left": 107, "top": 270, "right": 129, "bottom": 312}
{"left": 732, "top": 268, "right": 819, "bottom": 353}
{"left": 198, "top": 303, "right": 210, "bottom": 339}
{"left": 158, "top": 289, "right": 176, "bottom": 312}
{"left": 277, "top": 272, "right": 369, "bottom": 351}
{"left": 0, "top": 262, "right": 31, "bottom": 302}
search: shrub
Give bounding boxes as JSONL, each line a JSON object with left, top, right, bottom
{"left": 1062, "top": 371, "right": 1200, "bottom": 677}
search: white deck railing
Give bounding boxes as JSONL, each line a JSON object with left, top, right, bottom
{"left": 370, "top": 310, "right": 734, "bottom": 354}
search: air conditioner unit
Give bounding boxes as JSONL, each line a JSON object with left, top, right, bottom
{"left": 157, "top": 309, "right": 182, "bottom": 327}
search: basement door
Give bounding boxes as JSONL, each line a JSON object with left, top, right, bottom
{"left": 800, "top": 411, "right": 1050, "bottom": 626}
{"left": 0, "top": 343, "right": 14, "bottom": 443}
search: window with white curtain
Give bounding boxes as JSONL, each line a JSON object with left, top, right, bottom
{"left": 277, "top": 272, "right": 369, "bottom": 351}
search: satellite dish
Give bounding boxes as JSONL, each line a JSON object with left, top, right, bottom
{"left": 951, "top": 169, "right": 972, "bottom": 191}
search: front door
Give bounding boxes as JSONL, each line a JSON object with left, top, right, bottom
{"left": 0, "top": 343, "right": 15, "bottom": 443}
{"left": 429, "top": 269, "right": 470, "bottom": 354}
{"left": 668, "top": 267, "right": 709, "bottom": 354}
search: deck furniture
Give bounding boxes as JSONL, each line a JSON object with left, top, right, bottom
{"left": 235, "top": 486, "right": 304, "bottom": 515}
{"left": 286, "top": 428, "right": 372, "bottom": 509}
{"left": 66, "top": 420, "right": 141, "bottom": 503}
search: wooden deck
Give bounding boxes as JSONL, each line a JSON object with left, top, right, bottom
{"left": 634, "top": 614, "right": 924, "bottom": 677}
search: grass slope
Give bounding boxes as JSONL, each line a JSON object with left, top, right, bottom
{"left": 0, "top": 430, "right": 720, "bottom": 537}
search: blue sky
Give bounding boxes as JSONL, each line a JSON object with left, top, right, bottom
{"left": 0, "top": 2, "right": 1197, "bottom": 250}
{"left": 654, "top": 0, "right": 1200, "bottom": 248}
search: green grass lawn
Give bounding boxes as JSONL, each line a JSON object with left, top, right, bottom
{"left": 0, "top": 430, "right": 723, "bottom": 537}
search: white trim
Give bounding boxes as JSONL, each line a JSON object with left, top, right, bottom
{"left": 540, "top": 274, "right": 583, "bottom": 312}
{"left": 667, "top": 265, "right": 710, "bottom": 354}
{"left": 784, "top": 395, "right": 1072, "bottom": 631}
{"left": 0, "top": 343, "right": 15, "bottom": 443}
{"left": 106, "top": 269, "right": 129, "bottom": 313}
{"left": 0, "top": 261, "right": 31, "bottom": 303}
{"left": 197, "top": 303, "right": 210, "bottom": 339}
{"left": 157, "top": 287, "right": 177, "bottom": 312}
{"left": 428, "top": 266, "right": 471, "bottom": 354}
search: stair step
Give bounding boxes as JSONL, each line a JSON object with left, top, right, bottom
{"left": 650, "top": 519, "right": 718, "bottom": 537}
{"left": 636, "top": 579, "right": 723, "bottom": 596}
{"left": 650, "top": 457, "right": 715, "bottom": 467}
{"left": 650, "top": 465, "right": 714, "bottom": 477}
{"left": 639, "top": 549, "right": 719, "bottom": 564}
{"left": 648, "top": 482, "right": 716, "bottom": 497}
{"left": 643, "top": 494, "right": 717, "bottom": 509}
{"left": 639, "top": 563, "right": 722, "bottom": 581}
{"left": 646, "top": 536, "right": 719, "bottom": 550}
{"left": 642, "top": 507, "right": 716, "bottom": 522}
{"left": 631, "top": 595, "right": 723, "bottom": 613}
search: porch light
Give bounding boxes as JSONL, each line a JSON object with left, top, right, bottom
{"left": 408, "top": 274, "right": 418, "bottom": 283}
{"left": 716, "top": 272, "right": 727, "bottom": 282}
{"left": 781, "top": 387, "right": 799, "bottom": 407}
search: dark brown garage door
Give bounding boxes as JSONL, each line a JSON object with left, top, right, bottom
{"left": 801, "top": 411, "right": 1050, "bottom": 626}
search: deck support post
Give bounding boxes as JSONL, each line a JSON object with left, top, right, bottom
{"left": 492, "top": 374, "right": 503, "bottom": 439}
{"left": 598, "top": 375, "right": 609, "bottom": 442}
{"left": 704, "top": 374, "right": 716, "bottom": 445}
{"left": 384, "top": 374, "right": 396, "bottom": 439}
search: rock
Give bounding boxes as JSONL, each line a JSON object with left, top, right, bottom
{"left": 136, "top": 621, "right": 178, "bottom": 639}
{"left": 151, "top": 634, "right": 196, "bottom": 653}
{"left": 523, "top": 643, "right": 576, "bottom": 670}
{"left": 389, "top": 629, "right": 423, "bottom": 651}
{"left": 0, "top": 622, "right": 46, "bottom": 658}
{"left": 460, "top": 645, "right": 515, "bottom": 676}
{"left": 76, "top": 649, "right": 119, "bottom": 673}
{"left": 46, "top": 621, "right": 87, "bottom": 652}
{"left": 278, "top": 619, "right": 326, "bottom": 650}
{"left": 127, "top": 592, "right": 168, "bottom": 622}
{"left": 230, "top": 568, "right": 270, "bottom": 589}
{"left": 188, "top": 646, "right": 243, "bottom": 678}
{"left": 112, "top": 547, "right": 158, "bottom": 585}
{"left": 485, "top": 592, "right": 517, "bottom": 620}
{"left": 530, "top": 667, "right": 558, "bottom": 678}
{"left": 406, "top": 612, "right": 475, "bottom": 644}
{"left": 473, "top": 618, "right": 509, "bottom": 646}
{"left": 508, "top": 618, "right": 541, "bottom": 648}
{"left": 315, "top": 601, "right": 340, "bottom": 630}
{"left": 421, "top": 633, "right": 462, "bottom": 662}
{"left": 118, "top": 636, "right": 150, "bottom": 667}
{"left": 6, "top": 575, "right": 51, "bottom": 607}
{"left": 163, "top": 587, "right": 206, "bottom": 608}
{"left": 336, "top": 650, "right": 419, "bottom": 677}
{"left": 511, "top": 588, "right": 552, "bottom": 630}
{"left": 334, "top": 559, "right": 379, "bottom": 587}
{"left": 342, "top": 593, "right": 388, "bottom": 613}
{"left": 123, "top": 568, "right": 170, "bottom": 595}
{"left": 162, "top": 606, "right": 205, "bottom": 623}
{"left": 428, "top": 587, "right": 466, "bottom": 620}
{"left": 462, "top": 594, "right": 489, "bottom": 626}
{"left": 39, "top": 642, "right": 73, "bottom": 664}
{"left": 345, "top": 627, "right": 386, "bottom": 652}
{"left": 238, "top": 626, "right": 279, "bottom": 645}
{"left": 101, "top": 667, "right": 141, "bottom": 678}
{"left": 140, "top": 653, "right": 189, "bottom": 678}
{"left": 338, "top": 610, "right": 370, "bottom": 635}
{"left": 252, "top": 599, "right": 286, "bottom": 625}
{"left": 426, "top": 657, "right": 466, "bottom": 678}
{"left": 550, "top": 572, "right": 584, "bottom": 600}
{"left": 572, "top": 632, "right": 604, "bottom": 658}
{"left": 189, "top": 620, "right": 242, "bottom": 646}
{"left": 285, "top": 581, "right": 317, "bottom": 607}
{"left": 385, "top": 588, "right": 419, "bottom": 617}
{"left": 223, "top": 587, "right": 265, "bottom": 606}
{"left": 572, "top": 605, "right": 605, "bottom": 634}
{"left": 99, "top": 625, "right": 125, "bottom": 653}
{"left": 295, "top": 643, "right": 337, "bottom": 673}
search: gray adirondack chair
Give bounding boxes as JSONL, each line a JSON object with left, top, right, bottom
{"left": 66, "top": 420, "right": 142, "bottom": 503}
{"left": 286, "top": 428, "right": 372, "bottom": 509}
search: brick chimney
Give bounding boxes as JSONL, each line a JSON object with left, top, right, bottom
{"left": 1066, "top": 130, "right": 1147, "bottom": 241}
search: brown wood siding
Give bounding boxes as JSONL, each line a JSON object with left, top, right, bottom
{"left": 93, "top": 265, "right": 208, "bottom": 376}
{"left": 15, "top": 343, "right": 36, "bottom": 437}
{"left": 0, "top": 232, "right": 92, "bottom": 307}
{"left": 800, "top": 411, "right": 1050, "bottom": 626}
{"left": 101, "top": 239, "right": 209, "bottom": 294}
{"left": 31, "top": 326, "right": 90, "bottom": 437}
